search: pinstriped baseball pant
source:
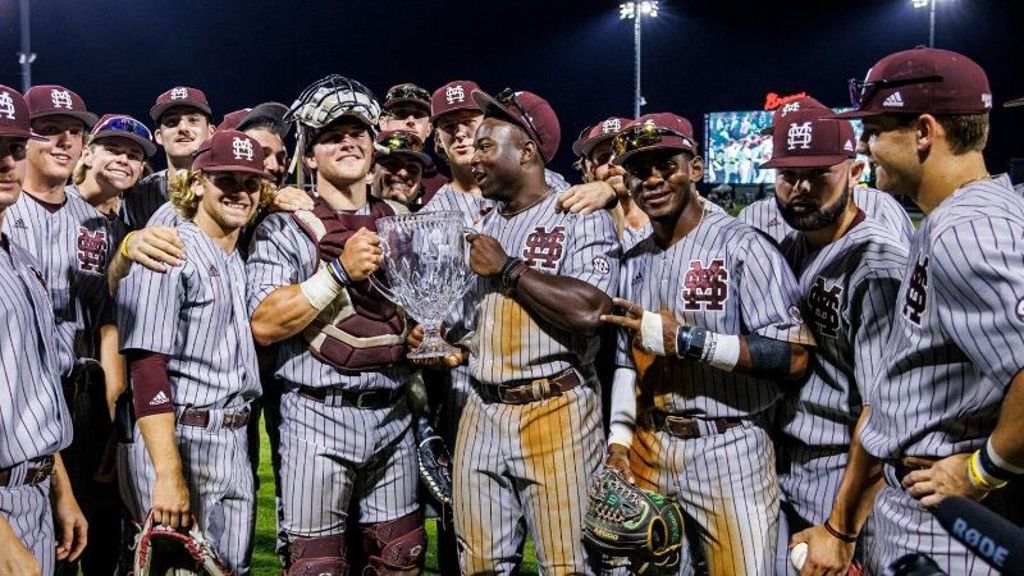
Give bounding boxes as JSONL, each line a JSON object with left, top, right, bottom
{"left": 0, "top": 476, "right": 54, "bottom": 575}
{"left": 454, "top": 382, "right": 604, "bottom": 575}
{"left": 629, "top": 420, "right": 780, "bottom": 576}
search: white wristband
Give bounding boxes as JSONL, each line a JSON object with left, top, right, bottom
{"left": 703, "top": 332, "right": 741, "bottom": 372}
{"left": 639, "top": 310, "right": 666, "bottom": 356}
{"left": 299, "top": 266, "right": 343, "bottom": 311}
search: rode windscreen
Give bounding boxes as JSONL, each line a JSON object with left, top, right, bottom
{"left": 932, "top": 495, "right": 1024, "bottom": 576}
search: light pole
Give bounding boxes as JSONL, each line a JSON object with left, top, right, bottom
{"left": 18, "top": 0, "right": 36, "bottom": 92}
{"left": 912, "top": 0, "right": 938, "bottom": 48}
{"left": 620, "top": 1, "right": 659, "bottom": 119}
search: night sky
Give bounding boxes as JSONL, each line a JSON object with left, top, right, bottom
{"left": 1, "top": 0, "right": 1022, "bottom": 180}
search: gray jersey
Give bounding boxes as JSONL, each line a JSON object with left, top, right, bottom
{"left": 738, "top": 187, "right": 914, "bottom": 245}
{"left": 145, "top": 200, "right": 181, "bottom": 227}
{"left": 117, "top": 221, "right": 260, "bottom": 410}
{"left": 456, "top": 190, "right": 620, "bottom": 385}
{"left": 121, "top": 170, "right": 169, "bottom": 231}
{"left": 2, "top": 187, "right": 120, "bottom": 372}
{"left": 0, "top": 236, "right": 72, "bottom": 467}
{"left": 622, "top": 197, "right": 725, "bottom": 252}
{"left": 617, "top": 209, "right": 814, "bottom": 418}
{"left": 861, "top": 174, "right": 1024, "bottom": 459}
{"left": 246, "top": 209, "right": 408, "bottom": 390}
{"left": 778, "top": 214, "right": 907, "bottom": 448}
{"left": 421, "top": 186, "right": 495, "bottom": 229}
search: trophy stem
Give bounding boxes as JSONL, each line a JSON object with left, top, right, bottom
{"left": 408, "top": 326, "right": 462, "bottom": 360}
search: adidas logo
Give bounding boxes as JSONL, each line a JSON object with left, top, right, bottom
{"left": 13, "top": 218, "right": 26, "bottom": 229}
{"left": 208, "top": 265, "right": 220, "bottom": 277}
{"left": 149, "top": 391, "right": 170, "bottom": 406}
{"left": 844, "top": 139, "right": 855, "bottom": 152}
{"left": 882, "top": 91, "right": 904, "bottom": 108}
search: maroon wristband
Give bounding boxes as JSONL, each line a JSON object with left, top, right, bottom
{"left": 129, "top": 351, "right": 174, "bottom": 418}
{"left": 823, "top": 520, "right": 858, "bottom": 543}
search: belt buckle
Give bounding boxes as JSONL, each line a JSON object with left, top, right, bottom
{"left": 29, "top": 458, "right": 54, "bottom": 485}
{"left": 529, "top": 378, "right": 553, "bottom": 401}
{"left": 355, "top": 391, "right": 378, "bottom": 409}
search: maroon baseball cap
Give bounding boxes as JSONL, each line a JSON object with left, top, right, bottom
{"left": 472, "top": 88, "right": 561, "bottom": 164}
{"left": 217, "top": 102, "right": 291, "bottom": 135}
{"left": 0, "top": 85, "right": 45, "bottom": 140}
{"left": 374, "top": 130, "right": 433, "bottom": 167}
{"left": 384, "top": 83, "right": 431, "bottom": 112}
{"left": 572, "top": 116, "right": 628, "bottom": 157}
{"left": 611, "top": 112, "right": 698, "bottom": 166}
{"left": 837, "top": 46, "right": 992, "bottom": 119}
{"left": 89, "top": 114, "right": 158, "bottom": 157}
{"left": 760, "top": 96, "right": 856, "bottom": 170}
{"left": 150, "top": 86, "right": 213, "bottom": 123}
{"left": 430, "top": 80, "right": 482, "bottom": 122}
{"left": 24, "top": 85, "right": 98, "bottom": 129}
{"left": 192, "top": 130, "right": 269, "bottom": 177}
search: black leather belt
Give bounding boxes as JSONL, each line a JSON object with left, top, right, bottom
{"left": 648, "top": 412, "right": 743, "bottom": 440}
{"left": 298, "top": 386, "right": 402, "bottom": 410}
{"left": 178, "top": 408, "right": 250, "bottom": 430}
{"left": 882, "top": 456, "right": 939, "bottom": 489}
{"left": 0, "top": 455, "right": 55, "bottom": 487}
{"left": 474, "top": 368, "right": 582, "bottom": 404}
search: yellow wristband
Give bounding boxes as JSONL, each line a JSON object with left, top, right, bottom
{"left": 968, "top": 450, "right": 1006, "bottom": 491}
{"left": 120, "top": 231, "right": 135, "bottom": 259}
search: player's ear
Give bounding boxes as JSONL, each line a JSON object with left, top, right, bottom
{"left": 520, "top": 139, "right": 539, "bottom": 165}
{"left": 154, "top": 128, "right": 165, "bottom": 147}
{"left": 915, "top": 113, "right": 939, "bottom": 154}
{"left": 303, "top": 154, "right": 318, "bottom": 172}
{"left": 849, "top": 159, "right": 866, "bottom": 186}
{"left": 190, "top": 173, "right": 205, "bottom": 199}
{"left": 688, "top": 155, "right": 705, "bottom": 183}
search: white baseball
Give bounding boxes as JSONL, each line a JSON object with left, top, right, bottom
{"left": 790, "top": 541, "right": 808, "bottom": 570}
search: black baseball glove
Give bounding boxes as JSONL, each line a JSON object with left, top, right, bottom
{"left": 414, "top": 414, "right": 453, "bottom": 507}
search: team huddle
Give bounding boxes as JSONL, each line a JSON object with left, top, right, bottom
{"left": 1, "top": 44, "right": 1023, "bottom": 576}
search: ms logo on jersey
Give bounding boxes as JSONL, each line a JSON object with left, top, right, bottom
{"left": 232, "top": 137, "right": 254, "bottom": 161}
{"left": 808, "top": 277, "right": 843, "bottom": 338}
{"left": 50, "top": 89, "right": 74, "bottom": 110}
{"left": 77, "top": 228, "right": 108, "bottom": 273}
{"left": 446, "top": 85, "right": 465, "bottom": 105}
{"left": 681, "top": 259, "right": 729, "bottom": 311}
{"left": 522, "top": 226, "right": 566, "bottom": 270}
{"left": 0, "top": 91, "right": 16, "bottom": 120}
{"left": 787, "top": 122, "right": 813, "bottom": 150}
{"left": 902, "top": 255, "right": 929, "bottom": 326}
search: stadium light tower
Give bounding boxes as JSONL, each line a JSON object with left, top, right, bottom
{"left": 912, "top": 0, "right": 939, "bottom": 48}
{"left": 18, "top": 0, "right": 36, "bottom": 92}
{"left": 620, "top": 1, "right": 659, "bottom": 119}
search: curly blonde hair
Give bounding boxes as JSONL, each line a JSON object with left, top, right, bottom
{"left": 168, "top": 168, "right": 275, "bottom": 222}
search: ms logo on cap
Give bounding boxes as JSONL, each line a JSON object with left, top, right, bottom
{"left": 445, "top": 85, "right": 465, "bottom": 105}
{"left": 787, "top": 121, "right": 813, "bottom": 150}
{"left": 50, "top": 89, "right": 73, "bottom": 110}
{"left": 170, "top": 87, "right": 190, "bottom": 100}
{"left": 0, "top": 92, "right": 15, "bottom": 120}
{"left": 601, "top": 118, "right": 622, "bottom": 134}
{"left": 232, "top": 137, "right": 254, "bottom": 161}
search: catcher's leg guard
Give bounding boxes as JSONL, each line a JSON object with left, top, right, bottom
{"left": 359, "top": 513, "right": 426, "bottom": 575}
{"left": 287, "top": 534, "right": 349, "bottom": 576}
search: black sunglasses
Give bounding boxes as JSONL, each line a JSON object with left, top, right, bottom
{"left": 848, "top": 74, "right": 944, "bottom": 109}
{"left": 387, "top": 85, "right": 431, "bottom": 103}
{"left": 496, "top": 88, "right": 544, "bottom": 145}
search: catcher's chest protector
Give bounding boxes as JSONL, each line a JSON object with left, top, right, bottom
{"left": 291, "top": 196, "right": 408, "bottom": 371}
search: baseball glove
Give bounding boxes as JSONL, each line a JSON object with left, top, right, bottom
{"left": 414, "top": 415, "right": 453, "bottom": 506}
{"left": 132, "top": 511, "right": 232, "bottom": 576}
{"left": 583, "top": 468, "right": 684, "bottom": 562}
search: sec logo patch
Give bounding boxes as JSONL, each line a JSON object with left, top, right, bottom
{"left": 592, "top": 256, "right": 610, "bottom": 275}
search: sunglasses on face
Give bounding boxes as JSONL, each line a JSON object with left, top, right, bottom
{"left": 611, "top": 121, "right": 691, "bottom": 158}
{"left": 379, "top": 131, "right": 423, "bottom": 153}
{"left": 387, "top": 85, "right": 431, "bottom": 103}
{"left": 92, "top": 116, "right": 154, "bottom": 142}
{"left": 495, "top": 88, "right": 543, "bottom": 145}
{"left": 847, "top": 74, "right": 943, "bottom": 109}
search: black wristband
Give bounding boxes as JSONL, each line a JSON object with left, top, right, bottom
{"left": 676, "top": 326, "right": 707, "bottom": 360}
{"left": 980, "top": 441, "right": 1023, "bottom": 483}
{"left": 500, "top": 258, "right": 528, "bottom": 292}
{"left": 823, "top": 520, "right": 858, "bottom": 543}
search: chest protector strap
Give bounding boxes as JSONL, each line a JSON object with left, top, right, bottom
{"left": 291, "top": 196, "right": 408, "bottom": 371}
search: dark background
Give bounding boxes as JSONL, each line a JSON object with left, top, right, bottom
{"left": 1, "top": 0, "right": 1022, "bottom": 180}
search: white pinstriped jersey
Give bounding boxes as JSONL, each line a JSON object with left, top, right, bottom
{"left": 454, "top": 190, "right": 620, "bottom": 385}
{"left": 777, "top": 215, "right": 907, "bottom": 448}
{"left": 621, "top": 197, "right": 726, "bottom": 252}
{"left": 145, "top": 201, "right": 179, "bottom": 227}
{"left": 861, "top": 175, "right": 1024, "bottom": 459}
{"left": 121, "top": 170, "right": 169, "bottom": 231}
{"left": 422, "top": 168, "right": 569, "bottom": 229}
{"left": 2, "top": 187, "right": 120, "bottom": 372}
{"left": 616, "top": 209, "right": 814, "bottom": 418}
{"left": 738, "top": 187, "right": 914, "bottom": 245}
{"left": 117, "top": 221, "right": 260, "bottom": 410}
{"left": 0, "top": 235, "right": 72, "bottom": 467}
{"left": 246, "top": 208, "right": 409, "bottom": 390}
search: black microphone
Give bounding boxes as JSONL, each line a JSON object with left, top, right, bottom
{"left": 883, "top": 553, "right": 945, "bottom": 576}
{"left": 932, "top": 495, "right": 1024, "bottom": 576}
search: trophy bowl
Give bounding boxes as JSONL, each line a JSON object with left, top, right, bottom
{"left": 369, "top": 210, "right": 474, "bottom": 359}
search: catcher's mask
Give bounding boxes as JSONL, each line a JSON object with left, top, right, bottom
{"left": 286, "top": 75, "right": 382, "bottom": 167}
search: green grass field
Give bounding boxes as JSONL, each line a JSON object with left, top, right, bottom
{"left": 249, "top": 421, "right": 538, "bottom": 574}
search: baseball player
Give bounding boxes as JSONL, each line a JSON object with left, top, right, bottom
{"left": 599, "top": 112, "right": 814, "bottom": 575}
{"left": 116, "top": 130, "right": 272, "bottom": 574}
{"left": 379, "top": 83, "right": 447, "bottom": 206}
{"left": 422, "top": 87, "right": 620, "bottom": 575}
{"left": 246, "top": 76, "right": 424, "bottom": 575}
{"left": 0, "top": 83, "right": 87, "bottom": 576}
{"left": 820, "top": 46, "right": 1024, "bottom": 574}
{"left": 755, "top": 96, "right": 908, "bottom": 575}
{"left": 371, "top": 129, "right": 434, "bottom": 206}
{"left": 737, "top": 101, "right": 914, "bottom": 246}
